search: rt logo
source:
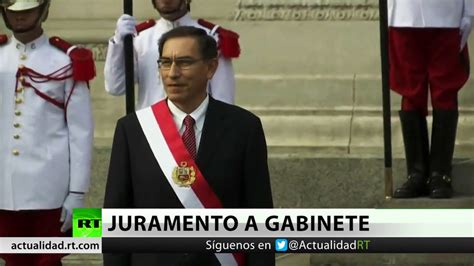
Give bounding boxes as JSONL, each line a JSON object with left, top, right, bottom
{"left": 275, "top": 239, "right": 288, "bottom": 252}
{"left": 73, "top": 208, "right": 102, "bottom": 237}
{"left": 78, "top": 218, "right": 100, "bottom": 228}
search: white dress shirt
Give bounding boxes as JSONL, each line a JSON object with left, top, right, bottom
{"left": 0, "top": 34, "right": 94, "bottom": 210}
{"left": 167, "top": 95, "right": 208, "bottom": 152}
{"left": 104, "top": 13, "right": 235, "bottom": 110}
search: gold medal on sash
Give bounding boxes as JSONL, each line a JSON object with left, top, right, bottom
{"left": 172, "top": 161, "right": 196, "bottom": 187}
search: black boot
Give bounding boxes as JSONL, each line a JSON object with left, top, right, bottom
{"left": 429, "top": 109, "right": 458, "bottom": 199}
{"left": 393, "top": 110, "right": 430, "bottom": 198}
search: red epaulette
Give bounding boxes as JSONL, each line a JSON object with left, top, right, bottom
{"left": 197, "top": 19, "right": 240, "bottom": 58}
{"left": 49, "top": 36, "right": 96, "bottom": 81}
{"left": 136, "top": 19, "right": 156, "bottom": 34}
{"left": 0, "top": 35, "right": 8, "bottom": 45}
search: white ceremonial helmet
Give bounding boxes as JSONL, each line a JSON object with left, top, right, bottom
{"left": 6, "top": 0, "right": 44, "bottom": 11}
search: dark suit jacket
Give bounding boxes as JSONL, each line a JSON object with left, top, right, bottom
{"left": 103, "top": 97, "right": 274, "bottom": 266}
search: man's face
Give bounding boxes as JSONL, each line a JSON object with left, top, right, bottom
{"left": 160, "top": 36, "right": 217, "bottom": 106}
{"left": 153, "top": 0, "right": 183, "bottom": 15}
{"left": 4, "top": 7, "right": 41, "bottom": 33}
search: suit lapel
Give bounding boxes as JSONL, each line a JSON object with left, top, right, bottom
{"left": 196, "top": 97, "right": 228, "bottom": 169}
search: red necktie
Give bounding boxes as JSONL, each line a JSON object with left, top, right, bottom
{"left": 182, "top": 115, "right": 196, "bottom": 160}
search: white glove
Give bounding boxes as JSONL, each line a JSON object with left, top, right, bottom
{"left": 460, "top": 16, "right": 472, "bottom": 50}
{"left": 60, "top": 193, "right": 85, "bottom": 233}
{"left": 113, "top": 14, "right": 137, "bottom": 44}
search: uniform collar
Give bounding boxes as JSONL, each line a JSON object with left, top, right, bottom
{"left": 157, "top": 12, "right": 193, "bottom": 29}
{"left": 12, "top": 33, "right": 47, "bottom": 52}
{"left": 168, "top": 94, "right": 209, "bottom": 132}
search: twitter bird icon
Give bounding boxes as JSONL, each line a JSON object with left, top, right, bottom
{"left": 275, "top": 239, "right": 288, "bottom": 252}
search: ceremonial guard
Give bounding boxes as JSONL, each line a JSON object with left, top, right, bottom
{"left": 104, "top": 0, "right": 239, "bottom": 109}
{"left": 388, "top": 0, "right": 473, "bottom": 198}
{"left": 0, "top": 0, "right": 94, "bottom": 265}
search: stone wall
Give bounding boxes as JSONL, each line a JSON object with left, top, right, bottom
{"left": 1, "top": 1, "right": 473, "bottom": 157}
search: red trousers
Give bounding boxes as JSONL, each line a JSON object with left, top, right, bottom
{"left": 0, "top": 208, "right": 69, "bottom": 266}
{"left": 389, "top": 27, "right": 470, "bottom": 116}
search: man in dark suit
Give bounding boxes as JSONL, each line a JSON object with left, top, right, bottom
{"left": 103, "top": 26, "right": 274, "bottom": 266}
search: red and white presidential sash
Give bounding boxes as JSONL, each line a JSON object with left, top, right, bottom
{"left": 136, "top": 100, "right": 245, "bottom": 266}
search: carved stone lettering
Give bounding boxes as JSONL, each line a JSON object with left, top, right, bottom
{"left": 80, "top": 43, "right": 108, "bottom": 62}
{"left": 234, "top": 0, "right": 379, "bottom": 21}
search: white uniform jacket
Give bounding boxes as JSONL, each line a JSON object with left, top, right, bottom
{"left": 388, "top": 0, "right": 474, "bottom": 27}
{"left": 104, "top": 13, "right": 236, "bottom": 110}
{"left": 0, "top": 34, "right": 94, "bottom": 210}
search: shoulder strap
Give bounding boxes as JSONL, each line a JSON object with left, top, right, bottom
{"left": 136, "top": 19, "right": 156, "bottom": 33}
{"left": 197, "top": 19, "right": 240, "bottom": 58}
{"left": 49, "top": 36, "right": 96, "bottom": 81}
{"left": 0, "top": 34, "right": 8, "bottom": 46}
